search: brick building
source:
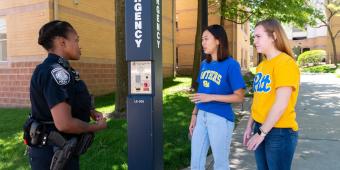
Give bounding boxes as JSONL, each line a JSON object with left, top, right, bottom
{"left": 0, "top": 0, "right": 175, "bottom": 107}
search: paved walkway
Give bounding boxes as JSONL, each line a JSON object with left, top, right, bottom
{"left": 186, "top": 74, "right": 340, "bottom": 170}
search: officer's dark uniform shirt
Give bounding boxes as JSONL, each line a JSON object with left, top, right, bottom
{"left": 30, "top": 53, "right": 91, "bottom": 131}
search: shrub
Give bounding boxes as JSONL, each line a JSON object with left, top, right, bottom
{"left": 302, "top": 65, "right": 336, "bottom": 73}
{"left": 243, "top": 70, "right": 255, "bottom": 97}
{"left": 336, "top": 68, "right": 340, "bottom": 78}
{"left": 297, "top": 50, "right": 326, "bottom": 66}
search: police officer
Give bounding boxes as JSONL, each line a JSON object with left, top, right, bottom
{"left": 27, "top": 20, "right": 107, "bottom": 170}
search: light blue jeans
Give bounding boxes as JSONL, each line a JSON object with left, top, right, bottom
{"left": 191, "top": 110, "right": 234, "bottom": 170}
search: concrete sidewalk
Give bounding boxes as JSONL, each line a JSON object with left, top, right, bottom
{"left": 230, "top": 74, "right": 340, "bottom": 170}
{"left": 187, "top": 74, "right": 340, "bottom": 170}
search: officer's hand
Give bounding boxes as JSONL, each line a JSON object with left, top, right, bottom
{"left": 90, "top": 110, "right": 104, "bottom": 121}
{"left": 96, "top": 118, "right": 107, "bottom": 130}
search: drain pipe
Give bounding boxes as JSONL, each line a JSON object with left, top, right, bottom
{"left": 172, "top": 0, "right": 176, "bottom": 77}
{"left": 53, "top": 0, "right": 58, "bottom": 20}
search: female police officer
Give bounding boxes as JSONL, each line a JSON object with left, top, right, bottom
{"left": 26, "top": 20, "right": 107, "bottom": 170}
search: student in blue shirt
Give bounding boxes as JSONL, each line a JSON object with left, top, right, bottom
{"left": 189, "top": 24, "right": 246, "bottom": 170}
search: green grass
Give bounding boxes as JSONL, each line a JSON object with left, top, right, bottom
{"left": 0, "top": 108, "right": 30, "bottom": 170}
{"left": 0, "top": 77, "right": 194, "bottom": 170}
{"left": 163, "top": 77, "right": 193, "bottom": 169}
{"left": 0, "top": 77, "right": 246, "bottom": 169}
{"left": 94, "top": 92, "right": 116, "bottom": 114}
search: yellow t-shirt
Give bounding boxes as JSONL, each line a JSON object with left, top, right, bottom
{"left": 251, "top": 53, "right": 300, "bottom": 131}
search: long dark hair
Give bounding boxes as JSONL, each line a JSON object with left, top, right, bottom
{"left": 38, "top": 20, "right": 75, "bottom": 50}
{"left": 203, "top": 24, "right": 230, "bottom": 63}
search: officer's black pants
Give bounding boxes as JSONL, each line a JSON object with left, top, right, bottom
{"left": 28, "top": 145, "right": 79, "bottom": 170}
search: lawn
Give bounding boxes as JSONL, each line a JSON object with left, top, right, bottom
{"left": 0, "top": 77, "right": 247, "bottom": 170}
{"left": 0, "top": 108, "right": 30, "bottom": 170}
{"left": 0, "top": 77, "right": 194, "bottom": 170}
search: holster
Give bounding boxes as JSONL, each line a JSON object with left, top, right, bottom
{"left": 49, "top": 132, "right": 94, "bottom": 170}
{"left": 74, "top": 132, "right": 95, "bottom": 156}
{"left": 49, "top": 136, "right": 78, "bottom": 170}
{"left": 23, "top": 117, "right": 48, "bottom": 146}
{"left": 23, "top": 116, "right": 94, "bottom": 169}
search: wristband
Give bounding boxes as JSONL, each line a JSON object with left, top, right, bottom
{"left": 259, "top": 127, "right": 268, "bottom": 135}
{"left": 257, "top": 127, "right": 268, "bottom": 137}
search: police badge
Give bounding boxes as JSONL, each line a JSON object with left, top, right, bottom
{"left": 51, "top": 67, "right": 70, "bottom": 85}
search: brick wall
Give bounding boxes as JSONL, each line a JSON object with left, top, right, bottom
{"left": 0, "top": 60, "right": 115, "bottom": 108}
{"left": 0, "top": 60, "right": 174, "bottom": 108}
{"left": 71, "top": 61, "right": 115, "bottom": 96}
{"left": 0, "top": 62, "right": 37, "bottom": 107}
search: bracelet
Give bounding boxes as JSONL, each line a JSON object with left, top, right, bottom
{"left": 192, "top": 113, "right": 197, "bottom": 116}
{"left": 259, "top": 127, "right": 268, "bottom": 135}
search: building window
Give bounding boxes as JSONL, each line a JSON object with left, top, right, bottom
{"left": 240, "top": 23, "right": 248, "bottom": 34}
{"left": 0, "top": 17, "right": 7, "bottom": 61}
{"left": 175, "top": 15, "right": 179, "bottom": 31}
{"left": 293, "top": 37, "right": 307, "bottom": 40}
{"left": 241, "top": 23, "right": 245, "bottom": 33}
{"left": 176, "top": 46, "right": 179, "bottom": 67}
{"left": 302, "top": 48, "right": 310, "bottom": 52}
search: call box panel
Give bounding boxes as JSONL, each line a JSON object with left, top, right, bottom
{"left": 130, "top": 61, "right": 152, "bottom": 95}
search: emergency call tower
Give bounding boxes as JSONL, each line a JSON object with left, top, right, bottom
{"left": 125, "top": 0, "right": 163, "bottom": 169}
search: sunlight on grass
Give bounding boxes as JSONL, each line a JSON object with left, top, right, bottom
{"left": 96, "top": 105, "right": 115, "bottom": 114}
{"left": 249, "top": 67, "right": 257, "bottom": 74}
{"left": 0, "top": 132, "right": 29, "bottom": 169}
{"left": 0, "top": 132, "right": 23, "bottom": 151}
{"left": 163, "top": 77, "right": 191, "bottom": 95}
{"left": 112, "top": 163, "right": 128, "bottom": 170}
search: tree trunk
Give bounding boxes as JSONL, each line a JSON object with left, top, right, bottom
{"left": 191, "top": 0, "right": 203, "bottom": 91}
{"left": 327, "top": 25, "right": 338, "bottom": 67}
{"left": 330, "top": 36, "right": 338, "bottom": 67}
{"left": 114, "top": 0, "right": 128, "bottom": 118}
{"left": 220, "top": 0, "right": 226, "bottom": 26}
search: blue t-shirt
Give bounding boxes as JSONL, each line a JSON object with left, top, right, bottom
{"left": 196, "top": 57, "right": 245, "bottom": 122}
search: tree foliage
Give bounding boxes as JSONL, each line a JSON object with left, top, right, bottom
{"left": 191, "top": 0, "right": 321, "bottom": 88}
{"left": 209, "top": 0, "right": 317, "bottom": 27}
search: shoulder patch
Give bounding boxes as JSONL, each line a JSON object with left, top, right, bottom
{"left": 51, "top": 67, "right": 70, "bottom": 85}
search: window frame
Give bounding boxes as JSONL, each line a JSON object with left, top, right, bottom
{"left": 0, "top": 16, "right": 7, "bottom": 62}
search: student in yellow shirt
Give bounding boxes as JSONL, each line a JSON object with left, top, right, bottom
{"left": 243, "top": 19, "right": 300, "bottom": 170}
